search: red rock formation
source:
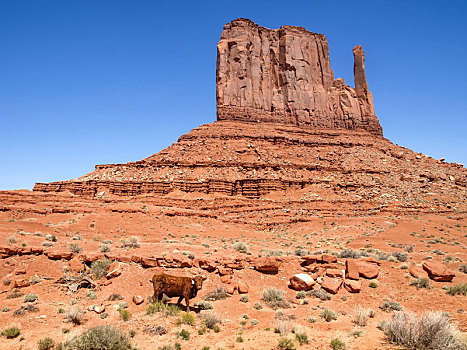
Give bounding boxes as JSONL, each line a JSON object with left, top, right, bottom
{"left": 217, "top": 18, "right": 382, "bottom": 135}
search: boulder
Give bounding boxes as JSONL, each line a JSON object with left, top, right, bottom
{"left": 254, "top": 257, "right": 281, "bottom": 274}
{"left": 344, "top": 279, "right": 362, "bottom": 293}
{"left": 326, "top": 269, "right": 344, "bottom": 278}
{"left": 106, "top": 262, "right": 123, "bottom": 279}
{"left": 345, "top": 260, "right": 359, "bottom": 280}
{"left": 359, "top": 257, "right": 381, "bottom": 266}
{"left": 301, "top": 255, "right": 319, "bottom": 266}
{"left": 422, "top": 261, "right": 455, "bottom": 282}
{"left": 320, "top": 276, "right": 342, "bottom": 294}
{"left": 357, "top": 261, "right": 379, "bottom": 279}
{"left": 14, "top": 278, "right": 30, "bottom": 288}
{"left": 46, "top": 250, "right": 74, "bottom": 260}
{"left": 140, "top": 257, "right": 158, "bottom": 268}
{"left": 195, "top": 258, "right": 217, "bottom": 272}
{"left": 133, "top": 295, "right": 144, "bottom": 305}
{"left": 237, "top": 282, "right": 249, "bottom": 294}
{"left": 94, "top": 305, "right": 105, "bottom": 314}
{"left": 225, "top": 284, "right": 237, "bottom": 295}
{"left": 320, "top": 254, "right": 337, "bottom": 264}
{"left": 289, "top": 273, "right": 315, "bottom": 291}
{"left": 409, "top": 265, "right": 427, "bottom": 278}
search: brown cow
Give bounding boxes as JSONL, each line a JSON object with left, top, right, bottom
{"left": 151, "top": 272, "right": 206, "bottom": 311}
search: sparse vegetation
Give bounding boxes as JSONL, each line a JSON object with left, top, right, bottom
{"left": 179, "top": 312, "right": 195, "bottom": 326}
{"left": 354, "top": 305, "right": 371, "bottom": 326}
{"left": 177, "top": 329, "right": 190, "bottom": 341}
{"left": 147, "top": 301, "right": 181, "bottom": 316}
{"left": 380, "top": 311, "right": 466, "bottom": 350}
{"left": 6, "top": 235, "right": 18, "bottom": 244}
{"left": 320, "top": 309, "right": 337, "bottom": 322}
{"left": 122, "top": 236, "right": 140, "bottom": 249}
{"left": 38, "top": 337, "right": 55, "bottom": 350}
{"left": 69, "top": 243, "right": 82, "bottom": 253}
{"left": 205, "top": 287, "right": 229, "bottom": 301}
{"left": 90, "top": 258, "right": 111, "bottom": 279}
{"left": 446, "top": 283, "right": 467, "bottom": 296}
{"left": 108, "top": 293, "right": 124, "bottom": 301}
{"left": 307, "top": 289, "right": 331, "bottom": 301}
{"left": 232, "top": 241, "right": 249, "bottom": 253}
{"left": 118, "top": 308, "right": 131, "bottom": 321}
{"left": 262, "top": 288, "right": 290, "bottom": 309}
{"left": 199, "top": 312, "right": 221, "bottom": 329}
{"left": 410, "top": 278, "right": 432, "bottom": 289}
{"left": 196, "top": 301, "right": 213, "bottom": 310}
{"left": 277, "top": 337, "right": 296, "bottom": 349}
{"left": 392, "top": 251, "right": 408, "bottom": 262}
{"left": 65, "top": 309, "right": 84, "bottom": 325}
{"left": 24, "top": 293, "right": 38, "bottom": 302}
{"left": 61, "top": 325, "right": 133, "bottom": 349}
{"left": 1, "top": 327, "right": 20, "bottom": 339}
{"left": 379, "top": 301, "right": 403, "bottom": 312}
{"left": 330, "top": 338, "right": 346, "bottom": 350}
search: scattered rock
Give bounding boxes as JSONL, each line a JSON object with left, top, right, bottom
{"left": 357, "top": 262, "right": 379, "bottom": 279}
{"left": 422, "top": 261, "right": 455, "bottom": 282}
{"left": 409, "top": 265, "right": 427, "bottom": 278}
{"left": 289, "top": 273, "right": 315, "bottom": 291}
{"left": 106, "top": 262, "right": 122, "bottom": 279}
{"left": 326, "top": 269, "right": 344, "bottom": 278}
{"left": 132, "top": 295, "right": 144, "bottom": 305}
{"left": 344, "top": 279, "right": 362, "bottom": 293}
{"left": 320, "top": 254, "right": 337, "bottom": 264}
{"left": 45, "top": 250, "right": 74, "bottom": 260}
{"left": 237, "top": 282, "right": 249, "bottom": 294}
{"left": 320, "top": 276, "right": 342, "bottom": 294}
{"left": 345, "top": 260, "right": 359, "bottom": 280}
{"left": 140, "top": 257, "right": 158, "bottom": 268}
{"left": 14, "top": 278, "right": 30, "bottom": 288}
{"left": 254, "top": 257, "right": 281, "bottom": 274}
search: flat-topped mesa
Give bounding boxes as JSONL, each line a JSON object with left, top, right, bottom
{"left": 216, "top": 18, "right": 383, "bottom": 136}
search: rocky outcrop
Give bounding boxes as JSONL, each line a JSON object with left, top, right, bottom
{"left": 217, "top": 18, "right": 382, "bottom": 135}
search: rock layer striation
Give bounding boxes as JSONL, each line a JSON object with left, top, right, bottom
{"left": 216, "top": 18, "right": 382, "bottom": 135}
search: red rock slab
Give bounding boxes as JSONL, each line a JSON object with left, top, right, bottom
{"left": 254, "top": 257, "right": 281, "bottom": 274}
{"left": 357, "top": 261, "right": 379, "bottom": 279}
{"left": 140, "top": 257, "right": 159, "bottom": 268}
{"left": 225, "top": 284, "right": 237, "bottom": 295}
{"left": 17, "top": 248, "right": 32, "bottom": 256}
{"left": 195, "top": 258, "right": 217, "bottom": 272}
{"left": 300, "top": 255, "right": 319, "bottom": 266}
{"left": 320, "top": 254, "right": 337, "bottom": 264}
{"left": 289, "top": 273, "right": 315, "bottom": 291}
{"left": 14, "top": 278, "right": 30, "bottom": 288}
{"left": 422, "top": 261, "right": 455, "bottom": 282}
{"left": 344, "top": 279, "right": 362, "bottom": 293}
{"left": 326, "top": 268, "right": 344, "bottom": 278}
{"left": 79, "top": 252, "right": 104, "bottom": 263}
{"left": 321, "top": 276, "right": 342, "bottom": 294}
{"left": 346, "top": 260, "right": 359, "bottom": 280}
{"left": 30, "top": 247, "right": 44, "bottom": 255}
{"left": 237, "top": 282, "right": 249, "bottom": 294}
{"left": 0, "top": 246, "right": 19, "bottom": 257}
{"left": 106, "top": 262, "right": 123, "bottom": 279}
{"left": 358, "top": 257, "right": 381, "bottom": 266}
{"left": 217, "top": 267, "right": 233, "bottom": 276}
{"left": 45, "top": 250, "right": 74, "bottom": 260}
{"left": 409, "top": 265, "right": 427, "bottom": 278}
{"left": 133, "top": 295, "right": 144, "bottom": 305}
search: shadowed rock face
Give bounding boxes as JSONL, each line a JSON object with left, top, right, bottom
{"left": 216, "top": 18, "right": 382, "bottom": 136}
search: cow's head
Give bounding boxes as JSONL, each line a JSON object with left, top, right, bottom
{"left": 192, "top": 274, "right": 207, "bottom": 290}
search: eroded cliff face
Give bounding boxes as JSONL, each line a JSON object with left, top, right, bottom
{"left": 216, "top": 18, "right": 382, "bottom": 136}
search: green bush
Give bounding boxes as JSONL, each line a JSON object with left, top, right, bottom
{"left": 199, "top": 312, "right": 221, "bottom": 329}
{"left": 24, "top": 293, "right": 38, "bottom": 302}
{"left": 90, "top": 258, "right": 112, "bottom": 279}
{"left": 320, "top": 309, "right": 337, "bottom": 322}
{"left": 178, "top": 312, "right": 195, "bottom": 325}
{"left": 147, "top": 301, "right": 181, "bottom": 316}
{"left": 177, "top": 329, "right": 190, "bottom": 341}
{"left": 379, "top": 300, "right": 403, "bottom": 312}
{"left": 330, "top": 338, "right": 346, "bottom": 350}
{"left": 446, "top": 283, "right": 467, "bottom": 296}
{"left": 61, "top": 325, "right": 133, "bottom": 350}
{"left": 1, "top": 327, "right": 20, "bottom": 339}
{"left": 38, "top": 337, "right": 55, "bottom": 350}
{"left": 277, "top": 338, "right": 296, "bottom": 349}
{"left": 118, "top": 308, "right": 131, "bottom": 321}
{"left": 196, "top": 301, "right": 213, "bottom": 310}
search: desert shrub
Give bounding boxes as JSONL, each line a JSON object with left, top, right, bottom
{"left": 232, "top": 242, "right": 249, "bottom": 253}
{"left": 100, "top": 244, "right": 111, "bottom": 253}
{"left": 1, "top": 327, "right": 20, "bottom": 339}
{"left": 7, "top": 288, "right": 24, "bottom": 299}
{"left": 179, "top": 312, "right": 195, "bottom": 325}
{"left": 277, "top": 337, "right": 296, "bottom": 349}
{"left": 62, "top": 325, "right": 133, "bottom": 350}
{"left": 307, "top": 316, "right": 317, "bottom": 323}
{"left": 410, "top": 278, "right": 432, "bottom": 289}
{"left": 24, "top": 293, "right": 38, "bottom": 302}
{"left": 263, "top": 249, "right": 288, "bottom": 257}
{"left": 274, "top": 320, "right": 290, "bottom": 335}
{"left": 42, "top": 241, "right": 54, "bottom": 247}
{"left": 254, "top": 302, "right": 263, "bottom": 310}
{"left": 200, "top": 312, "right": 221, "bottom": 329}
{"left": 118, "top": 308, "right": 131, "bottom": 321}
{"left": 87, "top": 291, "right": 97, "bottom": 299}
{"left": 2, "top": 307, "right": 10, "bottom": 312}
{"left": 338, "top": 249, "right": 367, "bottom": 259}
{"left": 205, "top": 287, "right": 228, "bottom": 301}
{"left": 143, "top": 325, "right": 167, "bottom": 335}
{"left": 320, "top": 309, "right": 337, "bottom": 322}
{"left": 65, "top": 309, "right": 84, "bottom": 325}
{"left": 122, "top": 236, "right": 140, "bottom": 249}
{"left": 196, "top": 301, "right": 213, "bottom": 310}
{"left": 392, "top": 251, "right": 408, "bottom": 262}
{"left": 38, "top": 337, "right": 55, "bottom": 350}
{"left": 262, "top": 288, "right": 290, "bottom": 309}
{"left": 69, "top": 243, "right": 82, "bottom": 253}
{"left": 307, "top": 289, "right": 331, "bottom": 301}
{"left": 250, "top": 319, "right": 259, "bottom": 325}
{"left": 6, "top": 235, "right": 17, "bottom": 244}
{"left": 296, "top": 291, "right": 306, "bottom": 299}
{"left": 369, "top": 281, "right": 378, "bottom": 288}
{"left": 446, "top": 283, "right": 467, "bottom": 296}
{"left": 147, "top": 301, "right": 181, "bottom": 316}
{"left": 375, "top": 251, "right": 390, "bottom": 261}
{"left": 379, "top": 300, "right": 403, "bottom": 312}
{"left": 3, "top": 278, "right": 10, "bottom": 286}
{"left": 354, "top": 305, "right": 371, "bottom": 326}
{"left": 459, "top": 265, "right": 467, "bottom": 274}
{"left": 108, "top": 293, "right": 124, "bottom": 301}
{"left": 90, "top": 258, "right": 111, "bottom": 279}
{"left": 177, "top": 329, "right": 190, "bottom": 340}
{"left": 293, "top": 326, "right": 308, "bottom": 345}
{"left": 14, "top": 304, "right": 39, "bottom": 316}
{"left": 239, "top": 295, "right": 249, "bottom": 303}
{"left": 381, "top": 311, "right": 466, "bottom": 350}
{"left": 330, "top": 338, "right": 346, "bottom": 350}
{"left": 45, "top": 234, "right": 57, "bottom": 242}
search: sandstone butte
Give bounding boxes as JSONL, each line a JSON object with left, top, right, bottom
{"left": 1, "top": 18, "right": 466, "bottom": 350}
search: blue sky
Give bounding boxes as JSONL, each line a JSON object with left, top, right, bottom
{"left": 1, "top": 0, "right": 466, "bottom": 190}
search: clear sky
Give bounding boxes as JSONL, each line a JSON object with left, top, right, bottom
{"left": 1, "top": 0, "right": 466, "bottom": 190}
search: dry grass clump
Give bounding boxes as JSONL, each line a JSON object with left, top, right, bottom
{"left": 354, "top": 305, "right": 372, "bottom": 326}
{"left": 122, "top": 236, "right": 140, "bottom": 249}
{"left": 38, "top": 337, "right": 55, "bottom": 350}
{"left": 410, "top": 278, "right": 432, "bottom": 289}
{"left": 380, "top": 311, "right": 467, "bottom": 350}
{"left": 61, "top": 325, "right": 133, "bottom": 350}
{"left": 379, "top": 300, "right": 403, "bottom": 312}
{"left": 446, "top": 284, "right": 467, "bottom": 296}
{"left": 90, "top": 258, "right": 111, "bottom": 279}
{"left": 205, "top": 287, "right": 229, "bottom": 301}
{"left": 65, "top": 309, "right": 84, "bottom": 325}
{"left": 232, "top": 242, "right": 249, "bottom": 253}
{"left": 320, "top": 309, "right": 337, "bottom": 322}
{"left": 199, "top": 312, "right": 222, "bottom": 329}
{"left": 146, "top": 301, "right": 181, "bottom": 316}
{"left": 1, "top": 327, "right": 20, "bottom": 339}
{"left": 262, "top": 288, "right": 290, "bottom": 310}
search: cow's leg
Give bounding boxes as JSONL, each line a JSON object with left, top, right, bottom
{"left": 185, "top": 295, "right": 190, "bottom": 312}
{"left": 177, "top": 296, "right": 183, "bottom": 305}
